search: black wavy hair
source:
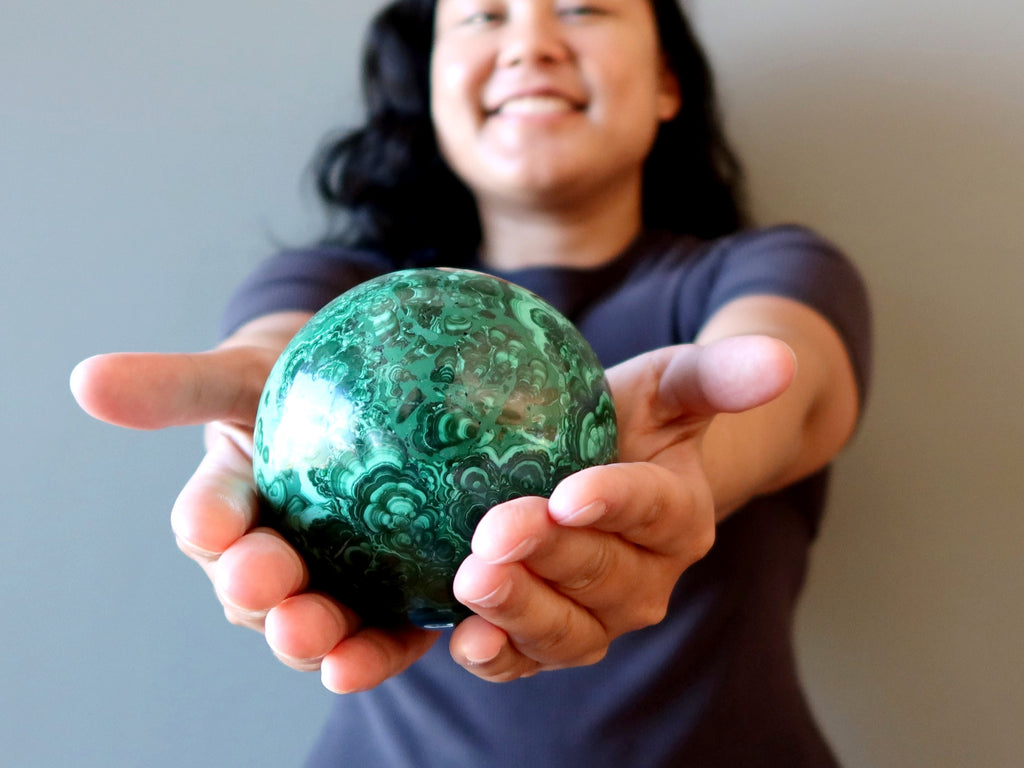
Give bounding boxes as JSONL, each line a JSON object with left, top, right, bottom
{"left": 314, "top": 0, "right": 747, "bottom": 267}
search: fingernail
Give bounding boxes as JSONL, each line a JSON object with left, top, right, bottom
{"left": 464, "top": 645, "right": 502, "bottom": 666}
{"left": 553, "top": 499, "right": 606, "bottom": 525}
{"left": 480, "top": 535, "right": 540, "bottom": 564}
{"left": 174, "top": 534, "right": 221, "bottom": 561}
{"left": 273, "top": 650, "right": 325, "bottom": 671}
{"left": 326, "top": 678, "right": 368, "bottom": 695}
{"left": 465, "top": 578, "right": 513, "bottom": 609}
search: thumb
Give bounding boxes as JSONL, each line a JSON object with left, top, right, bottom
{"left": 70, "top": 347, "right": 278, "bottom": 430}
{"left": 652, "top": 335, "right": 796, "bottom": 422}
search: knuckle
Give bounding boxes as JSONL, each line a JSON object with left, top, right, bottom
{"left": 676, "top": 504, "right": 715, "bottom": 564}
{"left": 527, "top": 607, "right": 608, "bottom": 667}
{"left": 694, "top": 523, "right": 716, "bottom": 560}
{"left": 524, "top": 607, "right": 579, "bottom": 660}
{"left": 576, "top": 645, "right": 608, "bottom": 668}
{"left": 639, "top": 599, "right": 670, "bottom": 628}
{"left": 623, "top": 594, "right": 670, "bottom": 632}
{"left": 560, "top": 542, "right": 616, "bottom": 596}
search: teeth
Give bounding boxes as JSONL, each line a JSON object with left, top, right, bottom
{"left": 497, "top": 95, "right": 576, "bottom": 115}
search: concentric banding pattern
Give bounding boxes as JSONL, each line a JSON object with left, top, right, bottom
{"left": 254, "top": 268, "right": 617, "bottom": 627}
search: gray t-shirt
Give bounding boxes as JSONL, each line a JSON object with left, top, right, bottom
{"left": 224, "top": 225, "right": 872, "bottom": 767}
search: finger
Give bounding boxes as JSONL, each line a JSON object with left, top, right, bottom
{"left": 467, "top": 496, "right": 551, "bottom": 565}
{"left": 265, "top": 593, "right": 361, "bottom": 671}
{"left": 471, "top": 497, "right": 675, "bottom": 631}
{"left": 459, "top": 500, "right": 604, "bottom": 674}
{"left": 171, "top": 427, "right": 259, "bottom": 563}
{"left": 471, "top": 498, "right": 630, "bottom": 611}
{"left": 660, "top": 335, "right": 795, "bottom": 418}
{"left": 449, "top": 615, "right": 540, "bottom": 682}
{"left": 214, "top": 528, "right": 308, "bottom": 627}
{"left": 608, "top": 336, "right": 795, "bottom": 427}
{"left": 320, "top": 625, "right": 441, "bottom": 694}
{"left": 548, "top": 462, "right": 715, "bottom": 559}
{"left": 70, "top": 346, "right": 278, "bottom": 430}
{"left": 452, "top": 555, "right": 608, "bottom": 670}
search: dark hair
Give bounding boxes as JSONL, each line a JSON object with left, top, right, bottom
{"left": 314, "top": 0, "right": 747, "bottom": 267}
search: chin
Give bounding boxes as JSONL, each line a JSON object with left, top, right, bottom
{"left": 485, "top": 155, "right": 590, "bottom": 195}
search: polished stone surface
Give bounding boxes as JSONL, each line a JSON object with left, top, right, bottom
{"left": 254, "top": 268, "right": 617, "bottom": 628}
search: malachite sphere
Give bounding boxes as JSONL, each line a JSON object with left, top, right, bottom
{"left": 253, "top": 268, "right": 618, "bottom": 629}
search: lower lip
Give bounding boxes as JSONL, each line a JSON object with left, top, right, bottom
{"left": 489, "top": 107, "right": 583, "bottom": 124}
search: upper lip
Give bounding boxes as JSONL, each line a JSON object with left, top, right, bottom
{"left": 484, "top": 86, "right": 587, "bottom": 115}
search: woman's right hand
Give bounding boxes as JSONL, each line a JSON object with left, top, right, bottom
{"left": 70, "top": 311, "right": 440, "bottom": 693}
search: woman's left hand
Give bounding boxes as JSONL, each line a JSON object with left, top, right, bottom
{"left": 448, "top": 335, "right": 797, "bottom": 681}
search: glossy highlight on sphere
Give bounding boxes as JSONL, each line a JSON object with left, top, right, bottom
{"left": 253, "top": 268, "right": 617, "bottom": 628}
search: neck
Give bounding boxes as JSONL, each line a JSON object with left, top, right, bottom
{"left": 475, "top": 183, "right": 644, "bottom": 271}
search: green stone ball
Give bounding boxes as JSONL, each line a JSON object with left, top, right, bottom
{"left": 253, "top": 268, "right": 618, "bottom": 628}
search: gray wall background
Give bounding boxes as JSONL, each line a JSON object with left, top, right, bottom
{"left": 2, "top": 1, "right": 1020, "bottom": 766}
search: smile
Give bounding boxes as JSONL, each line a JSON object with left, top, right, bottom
{"left": 493, "top": 95, "right": 583, "bottom": 116}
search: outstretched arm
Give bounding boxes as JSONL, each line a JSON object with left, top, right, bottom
{"left": 71, "top": 293, "right": 859, "bottom": 691}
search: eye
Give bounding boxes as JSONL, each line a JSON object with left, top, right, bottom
{"left": 462, "top": 9, "right": 505, "bottom": 26}
{"left": 557, "top": 3, "right": 606, "bottom": 19}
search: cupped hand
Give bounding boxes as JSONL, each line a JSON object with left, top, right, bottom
{"left": 448, "top": 335, "right": 797, "bottom": 682}
{"left": 70, "top": 312, "right": 439, "bottom": 694}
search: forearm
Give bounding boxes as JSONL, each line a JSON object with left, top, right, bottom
{"left": 695, "top": 295, "right": 860, "bottom": 520}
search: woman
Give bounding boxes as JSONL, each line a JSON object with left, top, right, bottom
{"left": 72, "top": 0, "right": 871, "bottom": 764}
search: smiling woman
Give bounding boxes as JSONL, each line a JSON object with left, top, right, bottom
{"left": 70, "top": 0, "right": 871, "bottom": 766}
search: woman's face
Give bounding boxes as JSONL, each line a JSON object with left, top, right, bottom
{"left": 430, "top": 0, "right": 680, "bottom": 212}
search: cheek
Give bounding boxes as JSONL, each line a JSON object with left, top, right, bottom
{"left": 431, "top": 39, "right": 490, "bottom": 109}
{"left": 430, "top": 64, "right": 463, "bottom": 161}
{"left": 430, "top": 53, "right": 482, "bottom": 143}
{"left": 593, "top": 60, "right": 664, "bottom": 130}
{"left": 431, "top": 53, "right": 461, "bottom": 105}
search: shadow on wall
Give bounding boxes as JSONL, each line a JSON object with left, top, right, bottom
{"left": 729, "top": 53, "right": 1023, "bottom": 768}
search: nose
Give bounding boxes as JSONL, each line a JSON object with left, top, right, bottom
{"left": 496, "top": 12, "right": 570, "bottom": 68}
